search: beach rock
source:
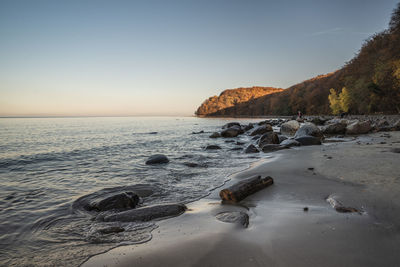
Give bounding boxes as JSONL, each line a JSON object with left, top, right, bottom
{"left": 294, "top": 123, "right": 323, "bottom": 140}
{"left": 278, "top": 135, "right": 288, "bottom": 143}
{"left": 322, "top": 122, "right": 346, "bottom": 135}
{"left": 258, "top": 132, "right": 280, "bottom": 147}
{"left": 280, "top": 120, "right": 300, "bottom": 135}
{"left": 236, "top": 141, "right": 245, "bottom": 145}
{"left": 222, "top": 122, "right": 241, "bottom": 129}
{"left": 260, "top": 144, "right": 288, "bottom": 153}
{"left": 215, "top": 211, "right": 249, "bottom": 228}
{"left": 102, "top": 203, "right": 187, "bottom": 222}
{"left": 145, "top": 154, "right": 169, "bottom": 165}
{"left": 346, "top": 120, "right": 372, "bottom": 135}
{"left": 295, "top": 135, "right": 321, "bottom": 146}
{"left": 280, "top": 139, "right": 301, "bottom": 147}
{"left": 225, "top": 140, "right": 235, "bottom": 143}
{"left": 192, "top": 130, "right": 204, "bottom": 134}
{"left": 243, "top": 123, "right": 254, "bottom": 132}
{"left": 309, "top": 117, "right": 327, "bottom": 125}
{"left": 230, "top": 147, "right": 242, "bottom": 151}
{"left": 326, "top": 196, "right": 359, "bottom": 213}
{"left": 249, "top": 124, "right": 273, "bottom": 136}
{"left": 206, "top": 145, "right": 221, "bottom": 150}
{"left": 88, "top": 192, "right": 140, "bottom": 212}
{"left": 209, "top": 132, "right": 221, "bottom": 138}
{"left": 221, "top": 125, "right": 243, "bottom": 138}
{"left": 244, "top": 144, "right": 259, "bottom": 153}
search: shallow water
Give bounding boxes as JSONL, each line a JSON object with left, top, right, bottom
{"left": 0, "top": 116, "right": 266, "bottom": 266}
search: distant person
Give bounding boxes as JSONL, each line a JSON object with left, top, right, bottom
{"left": 298, "top": 110, "right": 302, "bottom": 119}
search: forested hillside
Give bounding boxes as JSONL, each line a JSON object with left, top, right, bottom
{"left": 197, "top": 3, "right": 400, "bottom": 116}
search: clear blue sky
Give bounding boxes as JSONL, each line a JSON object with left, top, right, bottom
{"left": 0, "top": 0, "right": 398, "bottom": 116}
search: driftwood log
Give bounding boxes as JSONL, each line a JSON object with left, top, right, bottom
{"left": 219, "top": 176, "right": 274, "bottom": 202}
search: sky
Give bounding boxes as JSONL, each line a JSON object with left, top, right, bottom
{"left": 0, "top": 0, "right": 398, "bottom": 117}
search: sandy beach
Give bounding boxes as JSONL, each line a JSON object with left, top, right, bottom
{"left": 83, "top": 131, "right": 400, "bottom": 267}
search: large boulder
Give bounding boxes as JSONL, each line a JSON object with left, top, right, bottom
{"left": 321, "top": 122, "right": 346, "bottom": 135}
{"left": 294, "top": 123, "right": 323, "bottom": 140}
{"left": 346, "top": 120, "right": 372, "bottom": 135}
{"left": 294, "top": 135, "right": 321, "bottom": 146}
{"left": 146, "top": 154, "right": 169, "bottom": 165}
{"left": 280, "top": 139, "right": 301, "bottom": 147}
{"left": 222, "top": 122, "right": 241, "bottom": 129}
{"left": 280, "top": 120, "right": 300, "bottom": 135}
{"left": 244, "top": 144, "right": 259, "bottom": 153}
{"left": 221, "top": 125, "right": 243, "bottom": 137}
{"left": 249, "top": 124, "right": 273, "bottom": 136}
{"left": 258, "top": 132, "right": 280, "bottom": 147}
{"left": 89, "top": 192, "right": 140, "bottom": 212}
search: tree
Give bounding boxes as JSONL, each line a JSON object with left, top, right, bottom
{"left": 339, "top": 87, "right": 351, "bottom": 113}
{"left": 328, "top": 88, "right": 341, "bottom": 115}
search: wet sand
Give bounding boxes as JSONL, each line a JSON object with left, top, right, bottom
{"left": 84, "top": 132, "right": 400, "bottom": 267}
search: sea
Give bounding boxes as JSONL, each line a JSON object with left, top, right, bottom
{"left": 0, "top": 116, "right": 270, "bottom": 266}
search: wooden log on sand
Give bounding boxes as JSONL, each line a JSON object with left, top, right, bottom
{"left": 219, "top": 176, "right": 274, "bottom": 202}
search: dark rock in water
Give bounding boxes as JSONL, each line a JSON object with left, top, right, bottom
{"left": 230, "top": 147, "right": 242, "bottom": 151}
{"left": 148, "top": 132, "right": 158, "bottom": 135}
{"left": 102, "top": 203, "right": 187, "bottom": 222}
{"left": 225, "top": 140, "right": 235, "bottom": 143}
{"left": 322, "top": 122, "right": 346, "bottom": 135}
{"left": 244, "top": 144, "right": 259, "bottom": 153}
{"left": 278, "top": 135, "right": 288, "bottom": 143}
{"left": 258, "top": 132, "right": 280, "bottom": 147}
{"left": 303, "top": 207, "right": 309, "bottom": 212}
{"left": 90, "top": 192, "right": 139, "bottom": 212}
{"left": 206, "top": 145, "right": 221, "bottom": 150}
{"left": 209, "top": 132, "right": 221, "bottom": 138}
{"left": 295, "top": 135, "right": 321, "bottom": 146}
{"left": 146, "top": 154, "right": 169, "bottom": 165}
{"left": 222, "top": 122, "right": 241, "bottom": 129}
{"left": 192, "top": 130, "right": 204, "bottom": 134}
{"left": 280, "top": 139, "right": 301, "bottom": 147}
{"left": 251, "top": 135, "right": 260, "bottom": 140}
{"left": 98, "top": 226, "right": 125, "bottom": 234}
{"left": 243, "top": 123, "right": 254, "bottom": 132}
{"left": 260, "top": 144, "right": 288, "bottom": 153}
{"left": 215, "top": 211, "right": 249, "bottom": 228}
{"left": 250, "top": 124, "right": 273, "bottom": 136}
{"left": 183, "top": 162, "right": 199, "bottom": 167}
{"left": 236, "top": 141, "right": 245, "bottom": 145}
{"left": 221, "top": 125, "right": 243, "bottom": 138}
{"left": 280, "top": 120, "right": 300, "bottom": 136}
{"left": 294, "top": 123, "right": 323, "bottom": 140}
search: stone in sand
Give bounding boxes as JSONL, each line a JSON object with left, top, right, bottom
{"left": 295, "top": 135, "right": 321, "bottom": 146}
{"left": 216, "top": 211, "right": 249, "bottom": 228}
{"left": 280, "top": 139, "right": 301, "bottom": 147}
{"left": 346, "top": 120, "right": 372, "bottom": 135}
{"left": 102, "top": 203, "right": 187, "bottom": 222}
{"left": 280, "top": 120, "right": 300, "bottom": 135}
{"left": 146, "top": 154, "right": 170, "bottom": 165}
{"left": 294, "top": 123, "right": 323, "bottom": 140}
{"left": 260, "top": 144, "right": 288, "bottom": 152}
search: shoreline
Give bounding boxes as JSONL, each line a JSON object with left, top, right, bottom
{"left": 84, "top": 131, "right": 400, "bottom": 267}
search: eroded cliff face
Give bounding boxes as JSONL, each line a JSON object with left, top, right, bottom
{"left": 195, "top": 87, "right": 283, "bottom": 116}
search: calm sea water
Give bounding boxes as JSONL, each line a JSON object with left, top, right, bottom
{"left": 0, "top": 117, "right": 266, "bottom": 266}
